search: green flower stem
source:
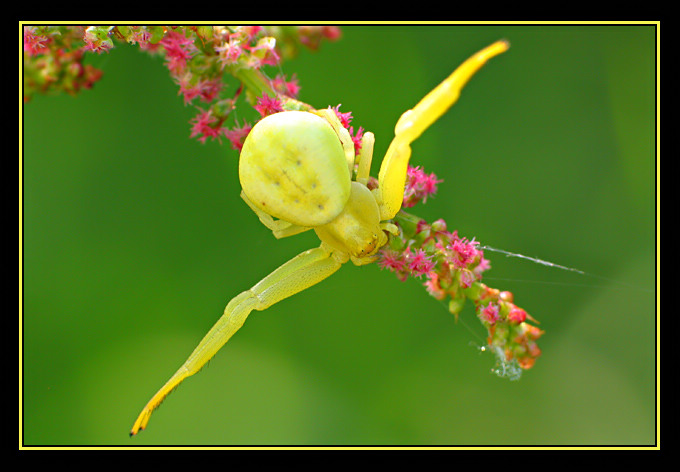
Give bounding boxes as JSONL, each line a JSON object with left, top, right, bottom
{"left": 231, "top": 65, "right": 313, "bottom": 112}
{"left": 231, "top": 66, "right": 272, "bottom": 98}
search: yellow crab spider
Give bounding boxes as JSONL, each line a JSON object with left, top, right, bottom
{"left": 130, "top": 39, "right": 509, "bottom": 435}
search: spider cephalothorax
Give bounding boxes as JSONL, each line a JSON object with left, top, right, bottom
{"left": 239, "top": 108, "right": 395, "bottom": 265}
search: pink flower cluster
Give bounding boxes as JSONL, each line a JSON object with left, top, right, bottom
{"left": 23, "top": 26, "right": 105, "bottom": 101}
{"left": 157, "top": 26, "right": 314, "bottom": 148}
{"left": 378, "top": 247, "right": 435, "bottom": 281}
{"left": 480, "top": 288, "right": 543, "bottom": 370}
{"left": 376, "top": 176, "right": 543, "bottom": 374}
{"left": 212, "top": 26, "right": 280, "bottom": 69}
{"left": 177, "top": 77, "right": 223, "bottom": 105}
{"left": 403, "top": 166, "right": 443, "bottom": 208}
{"left": 379, "top": 215, "right": 490, "bottom": 295}
{"left": 160, "top": 30, "right": 196, "bottom": 74}
{"left": 24, "top": 26, "right": 340, "bottom": 146}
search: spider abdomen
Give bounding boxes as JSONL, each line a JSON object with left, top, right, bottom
{"left": 239, "top": 111, "right": 351, "bottom": 227}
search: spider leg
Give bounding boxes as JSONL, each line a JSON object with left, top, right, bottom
{"left": 241, "top": 190, "right": 311, "bottom": 238}
{"left": 355, "top": 131, "right": 375, "bottom": 186}
{"left": 130, "top": 244, "right": 345, "bottom": 435}
{"left": 315, "top": 108, "right": 357, "bottom": 174}
{"left": 376, "top": 40, "right": 510, "bottom": 221}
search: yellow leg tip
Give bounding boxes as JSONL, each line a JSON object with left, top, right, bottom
{"left": 484, "top": 39, "right": 510, "bottom": 58}
{"left": 130, "top": 410, "right": 151, "bottom": 436}
{"left": 129, "top": 373, "right": 185, "bottom": 436}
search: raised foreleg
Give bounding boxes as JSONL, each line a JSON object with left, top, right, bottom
{"left": 376, "top": 40, "right": 510, "bottom": 220}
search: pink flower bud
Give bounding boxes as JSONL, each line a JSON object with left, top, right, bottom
{"left": 431, "top": 219, "right": 447, "bottom": 233}
{"left": 507, "top": 307, "right": 527, "bottom": 324}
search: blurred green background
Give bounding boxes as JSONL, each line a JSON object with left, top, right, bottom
{"left": 22, "top": 24, "right": 657, "bottom": 447}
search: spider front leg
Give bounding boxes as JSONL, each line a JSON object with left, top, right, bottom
{"left": 130, "top": 244, "right": 345, "bottom": 435}
{"left": 241, "top": 190, "right": 312, "bottom": 239}
{"left": 376, "top": 40, "right": 510, "bottom": 220}
{"left": 356, "top": 131, "right": 375, "bottom": 186}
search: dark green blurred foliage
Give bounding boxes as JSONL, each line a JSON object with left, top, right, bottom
{"left": 22, "top": 24, "right": 656, "bottom": 446}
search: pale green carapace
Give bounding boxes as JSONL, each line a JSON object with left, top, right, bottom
{"left": 130, "top": 40, "right": 509, "bottom": 435}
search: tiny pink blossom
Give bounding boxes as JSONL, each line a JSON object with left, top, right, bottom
{"left": 272, "top": 74, "right": 300, "bottom": 98}
{"left": 177, "top": 75, "right": 202, "bottom": 104}
{"left": 197, "top": 78, "right": 222, "bottom": 103}
{"left": 160, "top": 30, "right": 197, "bottom": 75}
{"left": 222, "top": 121, "right": 252, "bottom": 151}
{"left": 421, "top": 172, "right": 441, "bottom": 195}
{"left": 235, "top": 26, "right": 262, "bottom": 41}
{"left": 23, "top": 27, "right": 49, "bottom": 56}
{"left": 479, "top": 303, "right": 500, "bottom": 324}
{"left": 254, "top": 95, "right": 283, "bottom": 117}
{"left": 331, "top": 105, "right": 353, "bottom": 128}
{"left": 216, "top": 38, "right": 243, "bottom": 68}
{"left": 128, "top": 28, "right": 152, "bottom": 47}
{"left": 178, "top": 77, "right": 221, "bottom": 105}
{"left": 448, "top": 238, "right": 479, "bottom": 269}
{"left": 403, "top": 166, "right": 443, "bottom": 208}
{"left": 349, "top": 126, "right": 364, "bottom": 155}
{"left": 247, "top": 37, "right": 280, "bottom": 68}
{"left": 378, "top": 249, "right": 406, "bottom": 273}
{"left": 458, "top": 269, "right": 476, "bottom": 288}
{"left": 82, "top": 28, "right": 113, "bottom": 54}
{"left": 189, "top": 109, "right": 223, "bottom": 143}
{"left": 406, "top": 247, "right": 435, "bottom": 277}
{"left": 473, "top": 255, "right": 491, "bottom": 277}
